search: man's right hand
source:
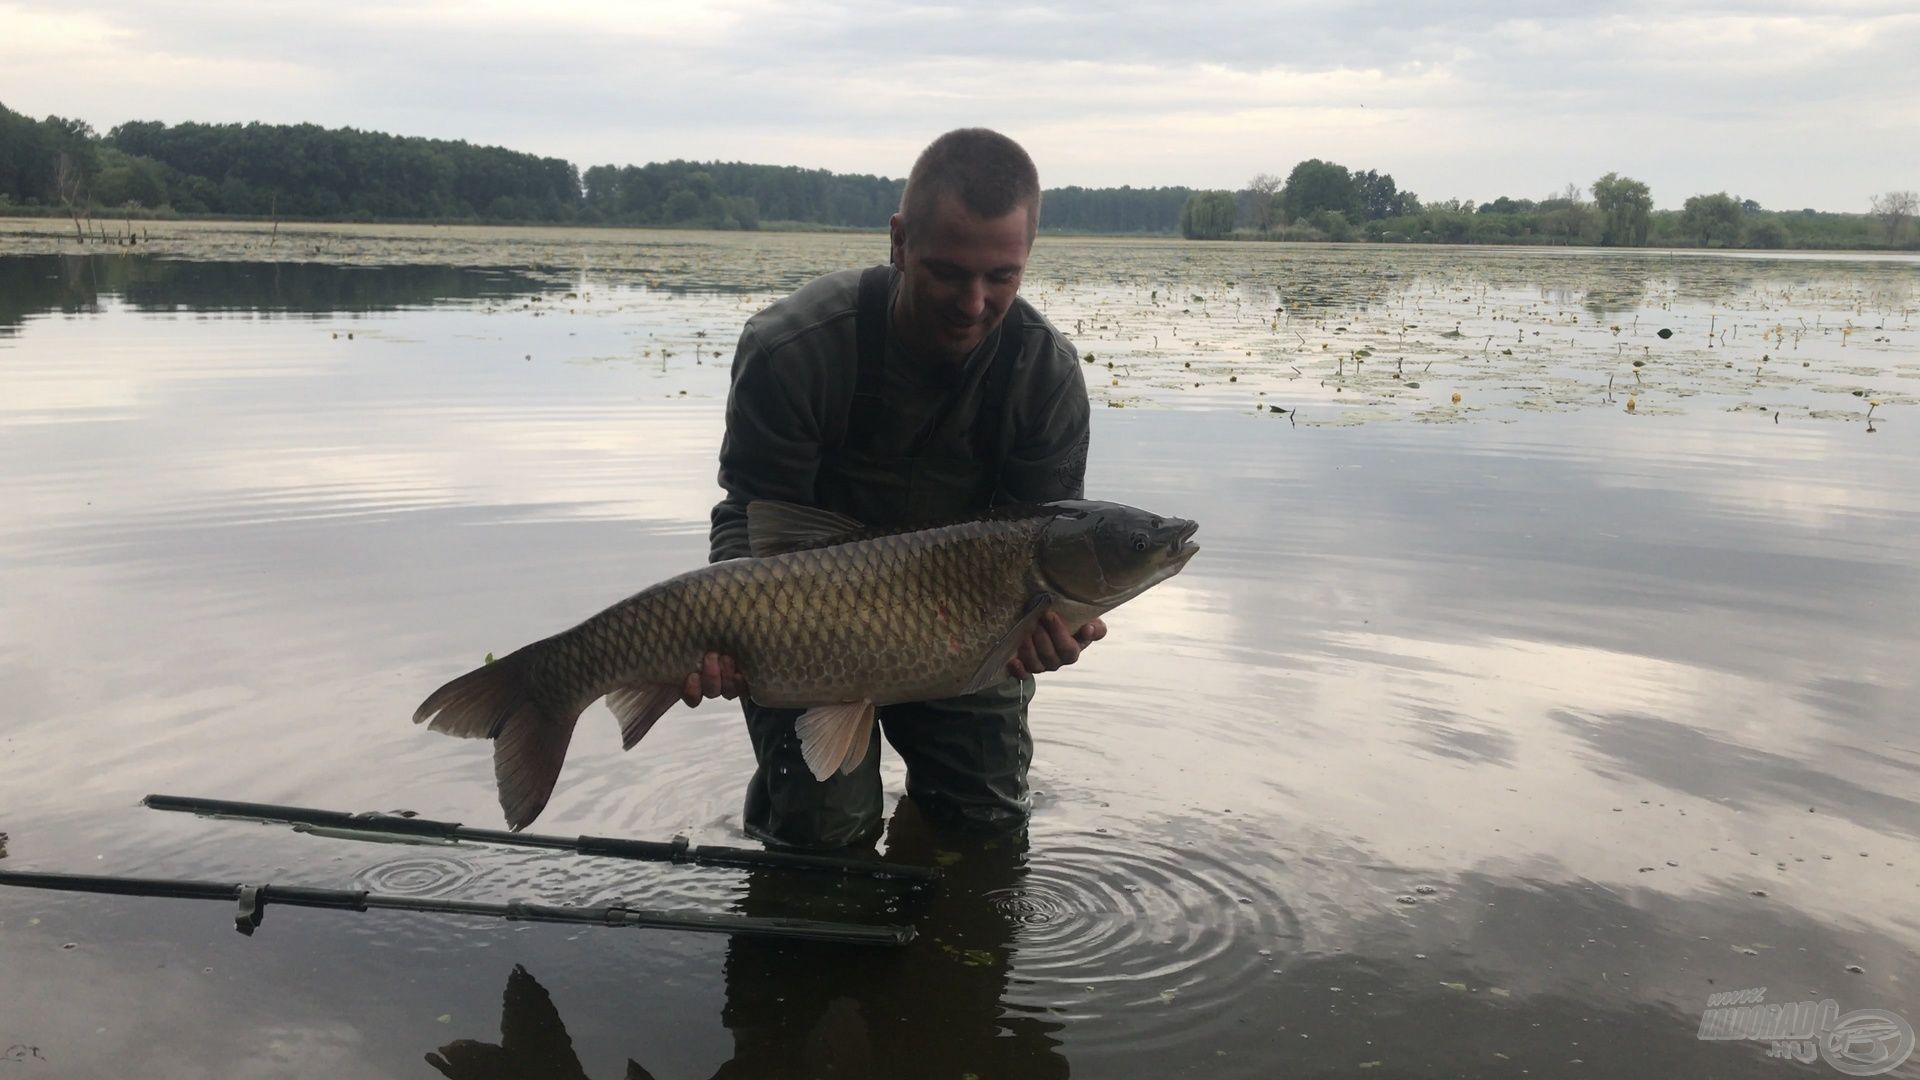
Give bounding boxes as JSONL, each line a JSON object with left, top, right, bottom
{"left": 680, "top": 651, "right": 747, "bottom": 707}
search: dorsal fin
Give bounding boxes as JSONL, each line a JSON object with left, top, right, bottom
{"left": 746, "top": 500, "right": 867, "bottom": 557}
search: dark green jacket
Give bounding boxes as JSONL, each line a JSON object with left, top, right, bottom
{"left": 709, "top": 266, "right": 1090, "bottom": 561}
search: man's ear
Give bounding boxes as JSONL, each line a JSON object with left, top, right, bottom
{"left": 887, "top": 212, "right": 906, "bottom": 270}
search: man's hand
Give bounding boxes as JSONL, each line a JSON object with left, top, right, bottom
{"left": 1007, "top": 613, "right": 1106, "bottom": 679}
{"left": 680, "top": 651, "right": 747, "bottom": 708}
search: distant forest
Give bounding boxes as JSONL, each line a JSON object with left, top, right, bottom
{"left": 0, "top": 102, "right": 1186, "bottom": 235}
{"left": 1, "top": 101, "right": 1913, "bottom": 249}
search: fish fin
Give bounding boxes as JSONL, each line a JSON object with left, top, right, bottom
{"left": 794, "top": 700, "right": 875, "bottom": 781}
{"left": 955, "top": 592, "right": 1054, "bottom": 697}
{"left": 746, "top": 500, "right": 866, "bottom": 557}
{"left": 605, "top": 681, "right": 682, "bottom": 750}
{"left": 413, "top": 647, "right": 583, "bottom": 831}
{"left": 491, "top": 702, "right": 577, "bottom": 832}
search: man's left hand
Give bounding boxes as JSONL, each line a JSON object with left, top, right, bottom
{"left": 1007, "top": 613, "right": 1106, "bottom": 679}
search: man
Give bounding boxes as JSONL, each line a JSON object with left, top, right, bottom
{"left": 685, "top": 128, "right": 1099, "bottom": 851}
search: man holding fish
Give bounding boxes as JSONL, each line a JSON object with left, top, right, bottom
{"left": 413, "top": 131, "right": 1198, "bottom": 843}
{"left": 690, "top": 128, "right": 1104, "bottom": 850}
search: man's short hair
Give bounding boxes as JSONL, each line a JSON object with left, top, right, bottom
{"left": 899, "top": 128, "right": 1041, "bottom": 244}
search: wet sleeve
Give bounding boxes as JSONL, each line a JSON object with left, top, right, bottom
{"left": 709, "top": 326, "right": 827, "bottom": 562}
{"left": 998, "top": 352, "right": 1091, "bottom": 504}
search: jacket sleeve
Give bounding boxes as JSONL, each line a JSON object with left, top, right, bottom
{"left": 708, "top": 325, "right": 828, "bottom": 562}
{"left": 998, "top": 347, "right": 1091, "bottom": 505}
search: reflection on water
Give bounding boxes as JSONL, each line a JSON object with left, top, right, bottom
{"left": 717, "top": 801, "right": 1066, "bottom": 1080}
{"left": 0, "top": 254, "right": 545, "bottom": 332}
{"left": 1, "top": 245, "right": 1918, "bottom": 1078}
{"left": 428, "top": 965, "right": 605, "bottom": 1080}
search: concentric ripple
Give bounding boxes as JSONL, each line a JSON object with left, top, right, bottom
{"left": 352, "top": 854, "right": 479, "bottom": 896}
{"left": 994, "top": 828, "right": 1304, "bottom": 1055}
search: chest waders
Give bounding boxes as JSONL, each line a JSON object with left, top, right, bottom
{"left": 739, "top": 265, "right": 1037, "bottom": 851}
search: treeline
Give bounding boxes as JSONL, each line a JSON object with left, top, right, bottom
{"left": 4, "top": 101, "right": 1913, "bottom": 247}
{"left": 578, "top": 160, "right": 890, "bottom": 229}
{"left": 3, "top": 104, "right": 580, "bottom": 222}
{"left": 0, "top": 101, "right": 1188, "bottom": 234}
{"left": 1183, "top": 159, "right": 1919, "bottom": 249}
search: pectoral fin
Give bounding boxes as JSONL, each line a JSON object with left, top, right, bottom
{"left": 956, "top": 592, "right": 1053, "bottom": 697}
{"left": 746, "top": 500, "right": 867, "bottom": 557}
{"left": 605, "top": 681, "right": 683, "bottom": 750}
{"left": 795, "top": 700, "right": 876, "bottom": 780}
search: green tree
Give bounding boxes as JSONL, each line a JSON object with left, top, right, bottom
{"left": 1590, "top": 172, "right": 1652, "bottom": 246}
{"left": 1742, "top": 218, "right": 1789, "bottom": 249}
{"left": 1353, "top": 169, "right": 1417, "bottom": 220}
{"left": 1314, "top": 209, "right": 1354, "bottom": 242}
{"left": 1680, "top": 192, "right": 1744, "bottom": 246}
{"left": 1537, "top": 183, "right": 1594, "bottom": 243}
{"left": 1043, "top": 185, "right": 1189, "bottom": 232}
{"left": 1179, "top": 190, "right": 1237, "bottom": 239}
{"left": 1278, "top": 159, "right": 1356, "bottom": 224}
{"left": 1478, "top": 196, "right": 1536, "bottom": 214}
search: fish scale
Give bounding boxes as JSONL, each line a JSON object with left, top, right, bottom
{"left": 579, "top": 516, "right": 1047, "bottom": 707}
{"left": 413, "top": 499, "right": 1197, "bottom": 830}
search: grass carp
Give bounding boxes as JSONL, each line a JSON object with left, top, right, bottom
{"left": 413, "top": 498, "right": 1198, "bottom": 830}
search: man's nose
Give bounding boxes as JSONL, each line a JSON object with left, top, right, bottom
{"left": 956, "top": 279, "right": 987, "bottom": 318}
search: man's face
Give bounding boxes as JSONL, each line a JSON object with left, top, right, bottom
{"left": 889, "top": 192, "right": 1032, "bottom": 363}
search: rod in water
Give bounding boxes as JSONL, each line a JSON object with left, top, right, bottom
{"left": 142, "top": 794, "right": 939, "bottom": 883}
{"left": 0, "top": 869, "right": 914, "bottom": 947}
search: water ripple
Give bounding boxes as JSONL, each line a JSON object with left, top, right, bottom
{"left": 998, "top": 831, "right": 1302, "bottom": 1050}
{"left": 352, "top": 854, "right": 479, "bottom": 896}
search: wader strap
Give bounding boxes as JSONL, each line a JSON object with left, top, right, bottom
{"left": 847, "top": 264, "right": 893, "bottom": 455}
{"left": 973, "top": 299, "right": 1024, "bottom": 468}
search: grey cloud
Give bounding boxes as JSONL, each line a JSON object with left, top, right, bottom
{"left": 8, "top": 0, "right": 1917, "bottom": 204}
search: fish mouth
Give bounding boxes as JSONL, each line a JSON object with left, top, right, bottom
{"left": 1169, "top": 521, "right": 1200, "bottom": 563}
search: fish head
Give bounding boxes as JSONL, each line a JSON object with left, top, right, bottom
{"left": 1034, "top": 501, "right": 1199, "bottom": 609}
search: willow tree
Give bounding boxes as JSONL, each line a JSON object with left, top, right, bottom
{"left": 1179, "top": 191, "right": 1238, "bottom": 239}
{"left": 1591, "top": 172, "right": 1652, "bottom": 246}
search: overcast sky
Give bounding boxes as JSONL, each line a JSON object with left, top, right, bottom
{"left": 6, "top": 0, "right": 1917, "bottom": 212}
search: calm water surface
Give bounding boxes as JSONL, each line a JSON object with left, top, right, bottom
{"left": 1, "top": 228, "right": 1917, "bottom": 1079}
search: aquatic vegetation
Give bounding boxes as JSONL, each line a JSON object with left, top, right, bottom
{"left": 2, "top": 219, "right": 1912, "bottom": 429}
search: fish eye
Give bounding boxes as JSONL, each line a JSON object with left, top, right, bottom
{"left": 1130, "top": 531, "right": 1149, "bottom": 552}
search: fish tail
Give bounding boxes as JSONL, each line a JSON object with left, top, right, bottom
{"left": 413, "top": 645, "right": 582, "bottom": 832}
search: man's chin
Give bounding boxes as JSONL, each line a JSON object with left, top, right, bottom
{"left": 939, "top": 324, "right": 988, "bottom": 357}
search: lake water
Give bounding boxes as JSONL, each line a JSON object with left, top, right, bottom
{"left": 1, "top": 221, "right": 1918, "bottom": 1079}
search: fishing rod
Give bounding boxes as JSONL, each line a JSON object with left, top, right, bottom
{"left": 142, "top": 794, "right": 939, "bottom": 883}
{"left": 0, "top": 869, "right": 913, "bottom": 946}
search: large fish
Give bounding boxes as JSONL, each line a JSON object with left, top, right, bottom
{"left": 414, "top": 499, "right": 1199, "bottom": 830}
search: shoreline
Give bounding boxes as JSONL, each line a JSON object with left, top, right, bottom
{"left": 2, "top": 211, "right": 1915, "bottom": 256}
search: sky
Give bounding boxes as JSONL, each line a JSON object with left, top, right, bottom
{"left": 4, "top": 0, "right": 1918, "bottom": 213}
